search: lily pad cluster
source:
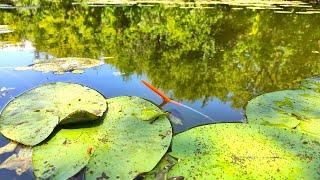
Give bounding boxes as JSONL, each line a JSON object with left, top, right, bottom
{"left": 142, "top": 77, "right": 320, "bottom": 179}
{"left": 15, "top": 57, "right": 103, "bottom": 74}
{"left": 0, "top": 78, "right": 320, "bottom": 179}
{"left": 0, "top": 83, "right": 172, "bottom": 179}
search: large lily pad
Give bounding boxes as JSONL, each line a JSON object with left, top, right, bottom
{"left": 0, "top": 82, "right": 107, "bottom": 146}
{"left": 32, "top": 96, "right": 172, "bottom": 180}
{"left": 147, "top": 124, "right": 320, "bottom": 179}
{"left": 15, "top": 57, "right": 103, "bottom": 74}
{"left": 246, "top": 89, "right": 320, "bottom": 138}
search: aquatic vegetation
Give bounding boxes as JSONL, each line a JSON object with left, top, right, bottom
{"left": 0, "top": 79, "right": 319, "bottom": 179}
{"left": 1, "top": 1, "right": 320, "bottom": 178}
{"left": 15, "top": 57, "right": 103, "bottom": 74}
{"left": 33, "top": 96, "right": 172, "bottom": 179}
{"left": 0, "top": 82, "right": 107, "bottom": 145}
{"left": 146, "top": 123, "right": 320, "bottom": 179}
{"left": 246, "top": 80, "right": 320, "bottom": 138}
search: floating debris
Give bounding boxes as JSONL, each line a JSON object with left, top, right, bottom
{"left": 0, "top": 146, "right": 32, "bottom": 176}
{"left": 0, "top": 25, "right": 14, "bottom": 34}
{"left": 112, "top": 71, "right": 125, "bottom": 76}
{"left": 15, "top": 57, "right": 103, "bottom": 74}
{"left": 296, "top": 11, "right": 320, "bottom": 14}
{"left": 274, "top": 11, "right": 293, "bottom": 14}
{"left": 0, "top": 142, "right": 18, "bottom": 155}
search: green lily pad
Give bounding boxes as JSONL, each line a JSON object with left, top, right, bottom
{"left": 33, "top": 127, "right": 95, "bottom": 179}
{"left": 0, "top": 82, "right": 107, "bottom": 146}
{"left": 33, "top": 96, "right": 172, "bottom": 180}
{"left": 147, "top": 124, "right": 320, "bottom": 179}
{"left": 246, "top": 89, "right": 320, "bottom": 138}
{"left": 15, "top": 57, "right": 103, "bottom": 74}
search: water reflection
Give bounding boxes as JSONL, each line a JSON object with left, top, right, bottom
{"left": 0, "top": 2, "right": 320, "bottom": 121}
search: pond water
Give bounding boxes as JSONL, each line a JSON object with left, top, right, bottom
{"left": 0, "top": 1, "right": 320, "bottom": 179}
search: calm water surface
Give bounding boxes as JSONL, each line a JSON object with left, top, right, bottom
{"left": 0, "top": 2, "right": 320, "bottom": 179}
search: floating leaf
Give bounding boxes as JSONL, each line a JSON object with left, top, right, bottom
{"left": 32, "top": 128, "right": 95, "bottom": 179}
{"left": 33, "top": 96, "right": 172, "bottom": 180}
{"left": 0, "top": 82, "right": 107, "bottom": 146}
{"left": 147, "top": 124, "right": 320, "bottom": 179}
{"left": 0, "top": 146, "right": 32, "bottom": 175}
{"left": 15, "top": 57, "right": 103, "bottom": 74}
{"left": 246, "top": 89, "right": 320, "bottom": 138}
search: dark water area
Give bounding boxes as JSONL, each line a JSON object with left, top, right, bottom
{"left": 0, "top": 1, "right": 320, "bottom": 179}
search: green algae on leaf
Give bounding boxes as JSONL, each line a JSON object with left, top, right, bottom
{"left": 33, "top": 127, "right": 96, "bottom": 180}
{"left": 15, "top": 57, "right": 103, "bottom": 74}
{"left": 147, "top": 124, "right": 320, "bottom": 179}
{"left": 32, "top": 96, "right": 172, "bottom": 180}
{"left": 0, "top": 82, "right": 107, "bottom": 146}
{"left": 246, "top": 89, "right": 320, "bottom": 138}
